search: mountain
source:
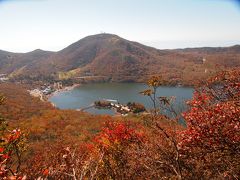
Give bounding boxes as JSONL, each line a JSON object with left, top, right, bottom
{"left": 0, "top": 34, "right": 240, "bottom": 85}
{"left": 0, "top": 49, "right": 54, "bottom": 76}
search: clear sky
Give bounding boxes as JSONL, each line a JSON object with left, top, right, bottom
{"left": 0, "top": 0, "right": 240, "bottom": 52}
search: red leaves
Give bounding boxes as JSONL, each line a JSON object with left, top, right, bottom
{"left": 181, "top": 101, "right": 240, "bottom": 147}
{"left": 0, "top": 128, "right": 24, "bottom": 179}
{"left": 42, "top": 169, "right": 49, "bottom": 176}
{"left": 8, "top": 129, "right": 21, "bottom": 142}
{"left": 179, "top": 69, "right": 240, "bottom": 157}
{"left": 2, "top": 154, "right": 10, "bottom": 160}
{"left": 177, "top": 70, "right": 240, "bottom": 178}
{"left": 1, "top": 151, "right": 11, "bottom": 178}
{"left": 95, "top": 121, "right": 144, "bottom": 150}
{"left": 186, "top": 92, "right": 211, "bottom": 108}
{"left": 85, "top": 143, "right": 95, "bottom": 152}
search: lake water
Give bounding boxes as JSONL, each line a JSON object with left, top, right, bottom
{"left": 49, "top": 83, "right": 194, "bottom": 115}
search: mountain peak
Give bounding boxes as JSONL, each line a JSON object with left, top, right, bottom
{"left": 84, "top": 33, "right": 120, "bottom": 39}
{"left": 1, "top": 34, "right": 240, "bottom": 85}
{"left": 32, "top": 49, "right": 44, "bottom": 52}
{"left": 60, "top": 33, "right": 125, "bottom": 53}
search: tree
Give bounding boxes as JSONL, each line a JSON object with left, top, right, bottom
{"left": 140, "top": 76, "right": 183, "bottom": 179}
{"left": 21, "top": 70, "right": 240, "bottom": 179}
{"left": 140, "top": 76, "right": 163, "bottom": 116}
{"left": 0, "top": 95, "right": 26, "bottom": 179}
{"left": 29, "top": 121, "right": 144, "bottom": 179}
{"left": 179, "top": 69, "right": 240, "bottom": 179}
{"left": 94, "top": 121, "right": 144, "bottom": 179}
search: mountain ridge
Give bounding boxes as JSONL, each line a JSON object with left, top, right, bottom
{"left": 1, "top": 33, "right": 240, "bottom": 85}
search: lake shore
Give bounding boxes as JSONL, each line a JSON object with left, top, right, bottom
{"left": 47, "top": 83, "right": 80, "bottom": 99}
{"left": 49, "top": 82, "right": 193, "bottom": 115}
{"left": 47, "top": 81, "right": 194, "bottom": 101}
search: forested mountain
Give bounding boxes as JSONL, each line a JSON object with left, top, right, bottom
{"left": 1, "top": 34, "right": 240, "bottom": 84}
{"left": 0, "top": 49, "right": 54, "bottom": 76}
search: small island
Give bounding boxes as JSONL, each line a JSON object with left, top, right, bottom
{"left": 94, "top": 100, "right": 146, "bottom": 115}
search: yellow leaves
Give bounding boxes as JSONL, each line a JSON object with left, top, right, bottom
{"left": 147, "top": 76, "right": 162, "bottom": 87}
{"left": 99, "top": 137, "right": 111, "bottom": 148}
{"left": 140, "top": 89, "right": 153, "bottom": 96}
{"left": 0, "top": 95, "right": 5, "bottom": 105}
{"left": 140, "top": 76, "right": 162, "bottom": 96}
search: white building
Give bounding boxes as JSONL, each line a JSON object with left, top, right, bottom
{"left": 0, "top": 74, "right": 9, "bottom": 82}
{"left": 29, "top": 89, "right": 44, "bottom": 101}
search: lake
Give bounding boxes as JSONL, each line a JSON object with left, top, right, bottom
{"left": 49, "top": 83, "right": 194, "bottom": 115}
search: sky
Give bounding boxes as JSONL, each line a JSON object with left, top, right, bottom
{"left": 0, "top": 0, "right": 240, "bottom": 52}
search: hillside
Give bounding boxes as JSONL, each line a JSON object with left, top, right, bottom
{"left": 0, "top": 83, "right": 112, "bottom": 153}
{"left": 1, "top": 70, "right": 239, "bottom": 179}
{"left": 1, "top": 34, "right": 240, "bottom": 85}
{"left": 0, "top": 49, "right": 54, "bottom": 76}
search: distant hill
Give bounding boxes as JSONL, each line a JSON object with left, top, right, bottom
{"left": 0, "top": 34, "right": 240, "bottom": 85}
{"left": 0, "top": 49, "right": 54, "bottom": 76}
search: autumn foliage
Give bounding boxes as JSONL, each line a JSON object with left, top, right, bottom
{"left": 0, "top": 95, "right": 26, "bottom": 179}
{"left": 179, "top": 69, "right": 240, "bottom": 178}
{"left": 0, "top": 69, "right": 239, "bottom": 179}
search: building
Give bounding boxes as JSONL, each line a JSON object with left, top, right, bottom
{"left": 53, "top": 82, "right": 63, "bottom": 89}
{"left": 42, "top": 87, "right": 52, "bottom": 95}
{"left": 0, "top": 74, "right": 9, "bottom": 82}
{"left": 29, "top": 89, "right": 44, "bottom": 101}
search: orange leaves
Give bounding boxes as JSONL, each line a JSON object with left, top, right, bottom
{"left": 186, "top": 92, "right": 211, "bottom": 108}
{"left": 8, "top": 129, "right": 22, "bottom": 142}
{"left": 84, "top": 143, "right": 95, "bottom": 152}
{"left": 0, "top": 94, "right": 25, "bottom": 179}
{"left": 206, "top": 69, "right": 240, "bottom": 102}
{"left": 42, "top": 168, "right": 49, "bottom": 176}
{"left": 0, "top": 96, "right": 5, "bottom": 105}
{"left": 147, "top": 76, "right": 162, "bottom": 88}
{"left": 0, "top": 124, "right": 25, "bottom": 178}
{"left": 179, "top": 70, "right": 240, "bottom": 177}
{"left": 140, "top": 89, "right": 153, "bottom": 96}
{"left": 95, "top": 121, "right": 144, "bottom": 150}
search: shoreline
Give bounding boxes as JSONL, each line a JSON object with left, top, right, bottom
{"left": 46, "top": 82, "right": 193, "bottom": 114}
{"left": 47, "top": 83, "right": 80, "bottom": 99}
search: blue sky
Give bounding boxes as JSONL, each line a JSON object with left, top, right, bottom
{"left": 0, "top": 0, "right": 240, "bottom": 52}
